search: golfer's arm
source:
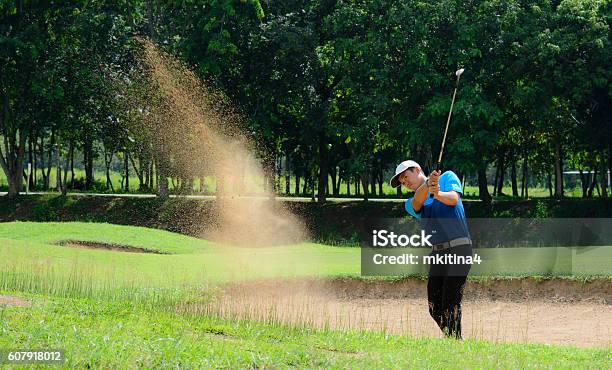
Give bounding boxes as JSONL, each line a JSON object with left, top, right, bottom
{"left": 434, "top": 190, "right": 459, "bottom": 206}
{"left": 411, "top": 180, "right": 429, "bottom": 213}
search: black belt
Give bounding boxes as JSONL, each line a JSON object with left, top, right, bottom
{"left": 432, "top": 237, "right": 472, "bottom": 252}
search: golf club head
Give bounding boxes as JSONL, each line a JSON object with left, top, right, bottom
{"left": 455, "top": 68, "right": 465, "bottom": 78}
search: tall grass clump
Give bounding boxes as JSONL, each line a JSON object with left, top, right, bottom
{"left": 0, "top": 263, "right": 217, "bottom": 310}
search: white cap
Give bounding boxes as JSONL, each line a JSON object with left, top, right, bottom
{"left": 389, "top": 160, "right": 421, "bottom": 188}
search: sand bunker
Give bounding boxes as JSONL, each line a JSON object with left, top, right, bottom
{"left": 56, "top": 240, "right": 168, "bottom": 254}
{"left": 195, "top": 278, "right": 611, "bottom": 348}
{"left": 0, "top": 295, "right": 29, "bottom": 307}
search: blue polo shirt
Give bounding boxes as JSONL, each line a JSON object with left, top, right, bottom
{"left": 405, "top": 170, "right": 470, "bottom": 245}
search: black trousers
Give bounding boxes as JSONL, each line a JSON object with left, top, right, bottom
{"left": 427, "top": 243, "right": 472, "bottom": 339}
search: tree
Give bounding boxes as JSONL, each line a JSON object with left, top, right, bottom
{"left": 0, "top": 1, "right": 56, "bottom": 198}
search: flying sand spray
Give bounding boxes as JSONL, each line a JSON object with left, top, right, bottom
{"left": 134, "top": 39, "right": 308, "bottom": 247}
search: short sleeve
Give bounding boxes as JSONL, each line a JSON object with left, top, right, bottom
{"left": 440, "top": 171, "right": 463, "bottom": 194}
{"left": 405, "top": 198, "right": 422, "bottom": 219}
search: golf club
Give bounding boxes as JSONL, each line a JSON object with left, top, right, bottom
{"left": 430, "top": 68, "right": 464, "bottom": 198}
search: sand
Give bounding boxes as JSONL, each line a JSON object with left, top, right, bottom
{"left": 0, "top": 295, "right": 29, "bottom": 307}
{"left": 204, "top": 278, "right": 611, "bottom": 348}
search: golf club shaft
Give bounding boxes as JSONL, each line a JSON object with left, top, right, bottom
{"left": 430, "top": 77, "right": 461, "bottom": 198}
{"left": 438, "top": 85, "right": 458, "bottom": 165}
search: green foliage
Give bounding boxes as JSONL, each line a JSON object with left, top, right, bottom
{"left": 1, "top": 0, "right": 610, "bottom": 201}
{"left": 32, "top": 195, "right": 70, "bottom": 221}
{"left": 32, "top": 203, "right": 59, "bottom": 222}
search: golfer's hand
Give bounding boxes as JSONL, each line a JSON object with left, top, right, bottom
{"left": 428, "top": 170, "right": 441, "bottom": 197}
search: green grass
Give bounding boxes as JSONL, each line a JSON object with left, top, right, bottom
{"left": 0, "top": 222, "right": 359, "bottom": 294}
{"left": 0, "top": 222, "right": 211, "bottom": 254}
{"left": 0, "top": 222, "right": 609, "bottom": 367}
{"left": 0, "top": 222, "right": 609, "bottom": 296}
{"left": 1, "top": 294, "right": 607, "bottom": 368}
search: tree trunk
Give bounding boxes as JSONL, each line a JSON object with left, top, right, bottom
{"left": 361, "top": 173, "right": 369, "bottom": 201}
{"left": 302, "top": 173, "right": 308, "bottom": 195}
{"left": 370, "top": 171, "right": 376, "bottom": 196}
{"left": 265, "top": 149, "right": 276, "bottom": 196}
{"left": 520, "top": 174, "right": 524, "bottom": 198}
{"left": 197, "top": 175, "right": 204, "bottom": 193}
{"left": 156, "top": 156, "right": 168, "bottom": 197}
{"left": 493, "top": 162, "right": 500, "bottom": 197}
{"left": 150, "top": 159, "right": 155, "bottom": 190}
{"left": 554, "top": 141, "right": 563, "bottom": 198}
{"left": 378, "top": 168, "right": 383, "bottom": 196}
{"left": 285, "top": 156, "right": 290, "bottom": 195}
{"left": 39, "top": 136, "right": 46, "bottom": 189}
{"left": 310, "top": 170, "right": 316, "bottom": 201}
{"left": 7, "top": 169, "right": 23, "bottom": 198}
{"left": 171, "top": 177, "right": 178, "bottom": 193}
{"left": 62, "top": 153, "right": 69, "bottom": 195}
{"left": 0, "top": 125, "right": 27, "bottom": 199}
{"left": 56, "top": 131, "right": 65, "bottom": 195}
{"left": 146, "top": 158, "right": 152, "bottom": 189}
{"left": 317, "top": 134, "right": 328, "bottom": 203}
{"left": 601, "top": 151, "right": 608, "bottom": 198}
{"left": 477, "top": 165, "right": 491, "bottom": 202}
{"left": 180, "top": 175, "right": 191, "bottom": 194}
{"left": 523, "top": 157, "right": 529, "bottom": 198}
{"left": 548, "top": 168, "right": 553, "bottom": 198}
{"left": 104, "top": 149, "right": 115, "bottom": 192}
{"left": 33, "top": 134, "right": 38, "bottom": 188}
{"left": 130, "top": 155, "right": 144, "bottom": 190}
{"left": 329, "top": 166, "right": 335, "bottom": 196}
{"left": 69, "top": 141, "right": 75, "bottom": 188}
{"left": 140, "top": 156, "right": 148, "bottom": 190}
{"left": 496, "top": 152, "right": 505, "bottom": 196}
{"left": 330, "top": 166, "right": 339, "bottom": 197}
{"left": 608, "top": 144, "right": 612, "bottom": 197}
{"left": 124, "top": 151, "right": 130, "bottom": 192}
{"left": 276, "top": 156, "right": 282, "bottom": 194}
{"left": 511, "top": 156, "right": 519, "bottom": 197}
{"left": 295, "top": 174, "right": 300, "bottom": 195}
{"left": 83, "top": 134, "right": 94, "bottom": 190}
{"left": 25, "top": 134, "right": 32, "bottom": 187}
{"left": 346, "top": 176, "right": 350, "bottom": 196}
{"left": 578, "top": 169, "right": 588, "bottom": 198}
{"left": 44, "top": 129, "right": 55, "bottom": 190}
{"left": 59, "top": 138, "right": 70, "bottom": 195}
{"left": 588, "top": 167, "right": 598, "bottom": 198}
{"left": 146, "top": 0, "right": 158, "bottom": 40}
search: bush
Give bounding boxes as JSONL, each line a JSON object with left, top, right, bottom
{"left": 33, "top": 203, "right": 59, "bottom": 221}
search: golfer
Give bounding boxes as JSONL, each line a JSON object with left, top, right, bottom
{"left": 389, "top": 160, "right": 472, "bottom": 339}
